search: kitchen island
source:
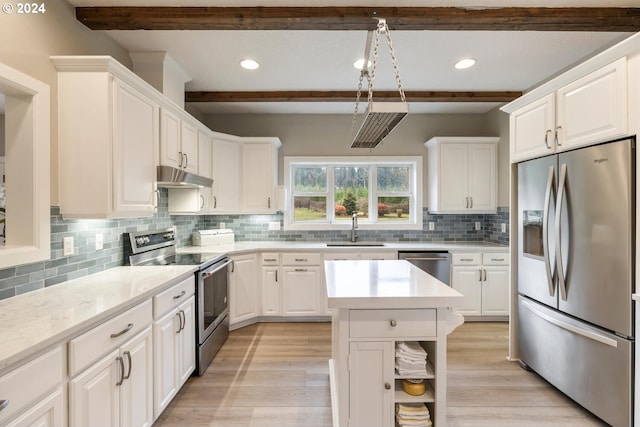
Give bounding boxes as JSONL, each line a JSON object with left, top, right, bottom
{"left": 325, "top": 259, "right": 464, "bottom": 427}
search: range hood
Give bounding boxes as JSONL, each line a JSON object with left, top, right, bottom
{"left": 157, "top": 165, "right": 213, "bottom": 188}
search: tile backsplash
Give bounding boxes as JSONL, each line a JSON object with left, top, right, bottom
{"left": 0, "top": 189, "right": 509, "bottom": 300}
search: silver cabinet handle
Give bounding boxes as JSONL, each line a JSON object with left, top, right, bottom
{"left": 230, "top": 260, "right": 235, "bottom": 273}
{"left": 175, "top": 312, "right": 182, "bottom": 334}
{"left": 460, "top": 258, "right": 474, "bottom": 262}
{"left": 110, "top": 323, "right": 133, "bottom": 339}
{"left": 200, "top": 194, "right": 205, "bottom": 209}
{"left": 555, "top": 125, "right": 563, "bottom": 146}
{"left": 470, "top": 197, "right": 473, "bottom": 209}
{"left": 178, "top": 151, "right": 184, "bottom": 168}
{"left": 213, "top": 196, "right": 217, "bottom": 209}
{"left": 483, "top": 269, "right": 487, "bottom": 282}
{"left": 154, "top": 189, "right": 160, "bottom": 208}
{"left": 384, "top": 383, "right": 391, "bottom": 390}
{"left": 173, "top": 290, "right": 186, "bottom": 300}
{"left": 465, "top": 197, "right": 469, "bottom": 208}
{"left": 390, "top": 319, "right": 397, "bottom": 327}
{"left": 294, "top": 258, "right": 308, "bottom": 262}
{"left": 184, "top": 153, "right": 188, "bottom": 168}
{"left": 123, "top": 351, "right": 132, "bottom": 380}
{"left": 264, "top": 258, "right": 277, "bottom": 262}
{"left": 490, "top": 258, "right": 504, "bottom": 262}
{"left": 544, "top": 129, "right": 552, "bottom": 149}
{"left": 294, "top": 268, "right": 308, "bottom": 272}
{"left": 275, "top": 269, "right": 278, "bottom": 282}
{"left": 479, "top": 269, "right": 483, "bottom": 282}
{"left": 268, "top": 197, "right": 271, "bottom": 208}
{"left": 116, "top": 356, "right": 125, "bottom": 386}
{"left": 180, "top": 310, "right": 186, "bottom": 332}
{"left": 0, "top": 400, "right": 9, "bottom": 411}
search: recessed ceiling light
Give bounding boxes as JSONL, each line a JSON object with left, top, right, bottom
{"left": 240, "top": 59, "right": 260, "bottom": 70}
{"left": 454, "top": 58, "right": 476, "bottom": 70}
{"left": 353, "top": 59, "right": 372, "bottom": 70}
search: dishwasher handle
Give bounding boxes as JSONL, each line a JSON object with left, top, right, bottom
{"left": 402, "top": 257, "right": 449, "bottom": 261}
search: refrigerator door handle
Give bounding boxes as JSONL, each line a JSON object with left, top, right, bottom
{"left": 555, "top": 163, "right": 568, "bottom": 301}
{"left": 542, "top": 165, "right": 556, "bottom": 297}
{"left": 521, "top": 299, "right": 618, "bottom": 348}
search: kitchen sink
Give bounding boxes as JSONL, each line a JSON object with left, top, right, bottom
{"left": 326, "top": 242, "right": 385, "bottom": 247}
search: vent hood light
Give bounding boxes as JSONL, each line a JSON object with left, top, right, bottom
{"left": 353, "top": 59, "right": 372, "bottom": 70}
{"left": 454, "top": 58, "right": 476, "bottom": 70}
{"left": 240, "top": 59, "right": 260, "bottom": 70}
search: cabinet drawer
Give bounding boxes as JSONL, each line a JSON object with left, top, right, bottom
{"left": 0, "top": 346, "right": 63, "bottom": 424}
{"left": 261, "top": 253, "right": 280, "bottom": 265}
{"left": 281, "top": 253, "right": 321, "bottom": 265}
{"left": 154, "top": 276, "right": 195, "bottom": 319}
{"left": 69, "top": 299, "right": 152, "bottom": 377}
{"left": 482, "top": 252, "right": 509, "bottom": 266}
{"left": 349, "top": 309, "right": 436, "bottom": 338}
{"left": 451, "top": 253, "right": 481, "bottom": 265}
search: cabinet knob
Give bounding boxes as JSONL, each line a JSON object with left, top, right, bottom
{"left": 384, "top": 382, "right": 391, "bottom": 390}
{"left": 390, "top": 319, "right": 397, "bottom": 327}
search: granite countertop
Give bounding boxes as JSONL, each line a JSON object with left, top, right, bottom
{"left": 325, "top": 260, "right": 464, "bottom": 309}
{"left": 0, "top": 265, "right": 197, "bottom": 373}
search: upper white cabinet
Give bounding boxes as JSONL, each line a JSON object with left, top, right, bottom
{"left": 242, "top": 138, "right": 281, "bottom": 214}
{"left": 53, "top": 56, "right": 161, "bottom": 219}
{"left": 425, "top": 137, "right": 498, "bottom": 214}
{"left": 508, "top": 57, "right": 628, "bottom": 162}
{"left": 160, "top": 107, "right": 198, "bottom": 174}
{"left": 197, "top": 128, "right": 213, "bottom": 180}
{"left": 211, "top": 133, "right": 241, "bottom": 213}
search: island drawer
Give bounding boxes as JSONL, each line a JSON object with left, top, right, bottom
{"left": 349, "top": 309, "right": 436, "bottom": 338}
{"left": 153, "top": 275, "right": 195, "bottom": 319}
{"left": 281, "top": 253, "right": 321, "bottom": 265}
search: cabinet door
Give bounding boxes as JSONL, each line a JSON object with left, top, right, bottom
{"left": 242, "top": 142, "right": 276, "bottom": 213}
{"left": 557, "top": 57, "right": 628, "bottom": 151}
{"left": 438, "top": 143, "right": 469, "bottom": 211}
{"left": 197, "top": 130, "right": 213, "bottom": 179}
{"left": 211, "top": 137, "right": 241, "bottom": 213}
{"left": 482, "top": 267, "right": 510, "bottom": 316}
{"left": 113, "top": 79, "right": 159, "bottom": 216}
{"left": 160, "top": 108, "right": 182, "bottom": 169}
{"left": 180, "top": 121, "right": 198, "bottom": 174}
{"left": 5, "top": 388, "right": 65, "bottom": 427}
{"left": 348, "top": 341, "right": 393, "bottom": 427}
{"left": 70, "top": 349, "right": 120, "bottom": 427}
{"left": 229, "top": 254, "right": 259, "bottom": 325}
{"left": 177, "top": 297, "right": 196, "bottom": 386}
{"left": 282, "top": 266, "right": 322, "bottom": 316}
{"left": 261, "top": 266, "right": 281, "bottom": 316}
{"left": 467, "top": 143, "right": 497, "bottom": 212}
{"left": 451, "top": 266, "right": 482, "bottom": 316}
{"left": 153, "top": 310, "right": 180, "bottom": 418}
{"left": 510, "top": 93, "right": 555, "bottom": 162}
{"left": 120, "top": 328, "right": 153, "bottom": 427}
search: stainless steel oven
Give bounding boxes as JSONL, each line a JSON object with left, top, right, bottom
{"left": 196, "top": 256, "right": 231, "bottom": 375}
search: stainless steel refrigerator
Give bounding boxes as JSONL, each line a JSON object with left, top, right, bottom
{"left": 517, "top": 137, "right": 635, "bottom": 427}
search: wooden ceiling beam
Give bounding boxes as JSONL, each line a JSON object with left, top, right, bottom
{"left": 75, "top": 6, "right": 640, "bottom": 32}
{"left": 185, "top": 91, "right": 523, "bottom": 103}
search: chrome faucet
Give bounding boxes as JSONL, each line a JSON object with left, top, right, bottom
{"left": 350, "top": 213, "right": 358, "bottom": 242}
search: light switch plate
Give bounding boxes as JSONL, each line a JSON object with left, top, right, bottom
{"left": 63, "top": 236, "right": 74, "bottom": 256}
{"left": 268, "top": 221, "right": 281, "bottom": 231}
{"left": 501, "top": 223, "right": 507, "bottom": 233}
{"left": 475, "top": 221, "right": 481, "bottom": 231}
{"left": 95, "top": 234, "right": 104, "bottom": 250}
{"left": 428, "top": 221, "right": 435, "bottom": 231}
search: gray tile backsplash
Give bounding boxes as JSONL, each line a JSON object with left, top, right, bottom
{"left": 0, "top": 189, "right": 509, "bottom": 300}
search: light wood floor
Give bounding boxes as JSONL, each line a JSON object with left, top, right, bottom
{"left": 153, "top": 322, "right": 607, "bottom": 427}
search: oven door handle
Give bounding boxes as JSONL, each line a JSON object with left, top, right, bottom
{"left": 201, "top": 258, "right": 233, "bottom": 278}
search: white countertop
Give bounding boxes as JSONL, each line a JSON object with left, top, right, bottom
{"left": 325, "top": 260, "right": 464, "bottom": 309}
{"left": 0, "top": 265, "right": 197, "bottom": 373}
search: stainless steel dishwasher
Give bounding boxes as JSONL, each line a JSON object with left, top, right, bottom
{"left": 397, "top": 251, "right": 451, "bottom": 285}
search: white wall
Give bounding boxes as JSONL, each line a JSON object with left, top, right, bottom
{"left": 0, "top": 1, "right": 131, "bottom": 205}
{"left": 204, "top": 111, "right": 511, "bottom": 208}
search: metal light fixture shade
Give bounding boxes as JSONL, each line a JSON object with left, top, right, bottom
{"left": 350, "top": 102, "right": 409, "bottom": 148}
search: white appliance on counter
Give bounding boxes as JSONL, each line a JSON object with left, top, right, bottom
{"left": 192, "top": 229, "right": 235, "bottom": 246}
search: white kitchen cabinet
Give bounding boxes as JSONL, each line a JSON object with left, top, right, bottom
{"left": 152, "top": 276, "right": 196, "bottom": 419}
{"left": 425, "top": 137, "right": 498, "bottom": 214}
{"left": 0, "top": 346, "right": 65, "bottom": 427}
{"left": 281, "top": 253, "right": 323, "bottom": 316}
{"left": 261, "top": 253, "right": 281, "bottom": 316}
{"left": 242, "top": 138, "right": 281, "bottom": 213}
{"left": 229, "top": 253, "right": 260, "bottom": 327}
{"left": 450, "top": 252, "right": 509, "bottom": 319}
{"left": 160, "top": 107, "right": 198, "bottom": 174}
{"left": 198, "top": 128, "right": 213, "bottom": 180}
{"left": 509, "top": 57, "right": 628, "bottom": 162}
{"left": 70, "top": 326, "right": 153, "bottom": 427}
{"left": 53, "top": 57, "right": 160, "bottom": 219}
{"left": 211, "top": 134, "right": 241, "bottom": 213}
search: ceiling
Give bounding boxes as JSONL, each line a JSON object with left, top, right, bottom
{"left": 65, "top": 1, "right": 637, "bottom": 115}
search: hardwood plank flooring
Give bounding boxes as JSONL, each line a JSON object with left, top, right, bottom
{"left": 153, "top": 321, "right": 607, "bottom": 427}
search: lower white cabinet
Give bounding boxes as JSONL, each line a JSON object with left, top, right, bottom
{"left": 450, "top": 252, "right": 509, "bottom": 318}
{"left": 281, "top": 253, "right": 323, "bottom": 316}
{"left": 69, "top": 326, "right": 154, "bottom": 427}
{"left": 229, "top": 253, "right": 260, "bottom": 326}
{"left": 153, "top": 276, "right": 196, "bottom": 419}
{"left": 261, "top": 253, "right": 281, "bottom": 316}
{"left": 5, "top": 387, "right": 65, "bottom": 427}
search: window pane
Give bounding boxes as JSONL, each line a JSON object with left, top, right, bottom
{"left": 377, "top": 197, "right": 410, "bottom": 221}
{"left": 335, "top": 167, "right": 369, "bottom": 220}
{"left": 294, "top": 167, "right": 326, "bottom": 192}
{"left": 377, "top": 166, "right": 410, "bottom": 192}
{"left": 293, "top": 196, "right": 326, "bottom": 221}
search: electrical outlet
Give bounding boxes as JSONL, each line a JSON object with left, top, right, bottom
{"left": 428, "top": 221, "right": 435, "bottom": 231}
{"left": 501, "top": 223, "right": 507, "bottom": 233}
{"left": 219, "top": 222, "right": 226, "bottom": 229}
{"left": 268, "top": 221, "right": 281, "bottom": 231}
{"left": 95, "top": 233, "right": 104, "bottom": 250}
{"left": 63, "top": 236, "right": 74, "bottom": 256}
{"left": 475, "top": 221, "right": 481, "bottom": 231}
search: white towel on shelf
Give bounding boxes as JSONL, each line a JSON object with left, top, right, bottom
{"left": 395, "top": 342, "right": 428, "bottom": 376}
{"left": 396, "top": 403, "right": 432, "bottom": 427}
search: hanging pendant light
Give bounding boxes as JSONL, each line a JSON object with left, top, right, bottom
{"left": 350, "top": 18, "right": 409, "bottom": 149}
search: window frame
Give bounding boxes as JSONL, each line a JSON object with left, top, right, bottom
{"left": 284, "top": 156, "right": 423, "bottom": 231}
